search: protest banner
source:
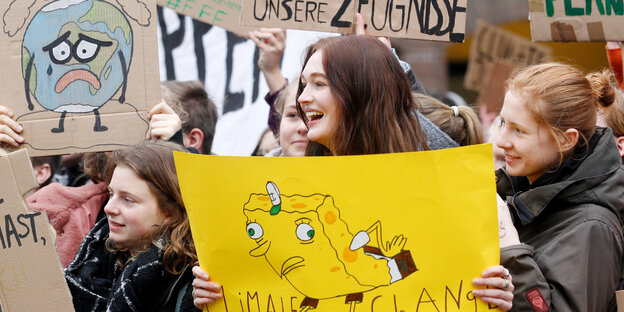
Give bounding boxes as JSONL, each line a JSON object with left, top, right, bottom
{"left": 476, "top": 61, "right": 514, "bottom": 114}
{"left": 157, "top": 0, "right": 254, "bottom": 37}
{"left": 0, "top": 0, "right": 161, "bottom": 157}
{"left": 175, "top": 144, "right": 499, "bottom": 311}
{"left": 529, "top": 0, "right": 624, "bottom": 41}
{"left": 240, "top": 0, "right": 467, "bottom": 41}
{"left": 0, "top": 149, "right": 74, "bottom": 311}
{"left": 464, "top": 20, "right": 551, "bottom": 93}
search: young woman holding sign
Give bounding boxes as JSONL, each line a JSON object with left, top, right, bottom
{"left": 496, "top": 63, "right": 624, "bottom": 311}
{"left": 192, "top": 32, "right": 517, "bottom": 311}
{"left": 65, "top": 141, "right": 200, "bottom": 312}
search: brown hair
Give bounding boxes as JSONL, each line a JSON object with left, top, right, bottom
{"left": 597, "top": 83, "right": 624, "bottom": 138}
{"left": 272, "top": 79, "right": 299, "bottom": 138}
{"left": 295, "top": 35, "right": 428, "bottom": 156}
{"left": 107, "top": 141, "right": 197, "bottom": 274}
{"left": 415, "top": 93, "right": 484, "bottom": 146}
{"left": 161, "top": 81, "right": 218, "bottom": 154}
{"left": 83, "top": 152, "right": 114, "bottom": 183}
{"left": 507, "top": 63, "right": 615, "bottom": 159}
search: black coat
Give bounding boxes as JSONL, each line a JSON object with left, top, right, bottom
{"left": 65, "top": 218, "right": 199, "bottom": 312}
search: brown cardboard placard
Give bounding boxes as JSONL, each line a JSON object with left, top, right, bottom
{"left": 239, "top": 0, "right": 467, "bottom": 42}
{"left": 358, "top": 0, "right": 467, "bottom": 42}
{"left": 476, "top": 61, "right": 513, "bottom": 114}
{"left": 617, "top": 290, "right": 624, "bottom": 312}
{"left": 240, "top": 0, "right": 355, "bottom": 34}
{"left": 530, "top": 0, "right": 624, "bottom": 41}
{"left": 0, "top": 0, "right": 161, "bottom": 157}
{"left": 464, "top": 20, "right": 551, "bottom": 92}
{"left": 157, "top": 0, "right": 255, "bottom": 37}
{"left": 0, "top": 149, "right": 74, "bottom": 311}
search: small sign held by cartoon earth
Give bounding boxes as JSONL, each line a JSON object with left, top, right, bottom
{"left": 0, "top": 0, "right": 161, "bottom": 156}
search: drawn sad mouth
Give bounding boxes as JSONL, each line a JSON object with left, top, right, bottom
{"left": 55, "top": 69, "right": 101, "bottom": 93}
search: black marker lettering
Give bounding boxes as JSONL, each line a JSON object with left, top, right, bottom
{"left": 294, "top": 0, "right": 304, "bottom": 22}
{"left": 331, "top": 0, "right": 352, "bottom": 27}
{"left": 281, "top": 0, "right": 293, "bottom": 20}
{"left": 306, "top": 1, "right": 317, "bottom": 21}
{"left": 4, "top": 214, "right": 21, "bottom": 248}
{"left": 254, "top": 0, "right": 269, "bottom": 20}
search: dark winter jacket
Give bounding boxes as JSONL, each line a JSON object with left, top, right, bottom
{"left": 65, "top": 218, "right": 199, "bottom": 312}
{"left": 497, "top": 127, "right": 624, "bottom": 311}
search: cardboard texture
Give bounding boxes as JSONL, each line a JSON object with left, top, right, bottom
{"left": 157, "top": 0, "right": 255, "bottom": 37}
{"left": 0, "top": 0, "right": 161, "bottom": 157}
{"left": 529, "top": 0, "right": 624, "bottom": 41}
{"left": 464, "top": 20, "right": 551, "bottom": 92}
{"left": 477, "top": 61, "right": 513, "bottom": 114}
{"left": 617, "top": 290, "right": 624, "bottom": 312}
{"left": 240, "top": 0, "right": 467, "bottom": 41}
{"left": 0, "top": 149, "right": 74, "bottom": 311}
{"left": 174, "top": 144, "right": 499, "bottom": 312}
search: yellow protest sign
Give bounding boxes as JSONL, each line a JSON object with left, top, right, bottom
{"left": 175, "top": 144, "right": 499, "bottom": 312}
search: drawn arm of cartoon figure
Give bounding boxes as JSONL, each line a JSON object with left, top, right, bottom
{"left": 117, "top": 51, "right": 128, "bottom": 104}
{"left": 350, "top": 220, "right": 407, "bottom": 258}
{"left": 0, "top": 105, "right": 24, "bottom": 147}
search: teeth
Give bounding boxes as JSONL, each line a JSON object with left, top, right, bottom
{"left": 306, "top": 111, "right": 323, "bottom": 118}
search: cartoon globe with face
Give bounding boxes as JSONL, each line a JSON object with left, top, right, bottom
{"left": 21, "top": 0, "right": 133, "bottom": 132}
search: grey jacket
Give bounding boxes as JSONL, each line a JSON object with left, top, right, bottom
{"left": 497, "top": 128, "right": 624, "bottom": 311}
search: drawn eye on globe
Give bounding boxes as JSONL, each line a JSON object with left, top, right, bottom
{"left": 3, "top": 0, "right": 151, "bottom": 134}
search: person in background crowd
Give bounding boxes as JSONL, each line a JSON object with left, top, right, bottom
{"left": 65, "top": 141, "right": 199, "bottom": 312}
{"left": 30, "top": 155, "right": 61, "bottom": 188}
{"left": 158, "top": 80, "right": 219, "bottom": 155}
{"left": 415, "top": 93, "right": 484, "bottom": 146}
{"left": 496, "top": 63, "right": 624, "bottom": 311}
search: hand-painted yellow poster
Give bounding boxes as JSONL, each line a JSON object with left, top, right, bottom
{"left": 174, "top": 144, "right": 499, "bottom": 312}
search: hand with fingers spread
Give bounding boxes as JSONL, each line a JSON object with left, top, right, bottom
{"left": 192, "top": 266, "right": 223, "bottom": 309}
{"left": 248, "top": 28, "right": 287, "bottom": 94}
{"left": 472, "top": 265, "right": 514, "bottom": 311}
{"left": 0, "top": 105, "right": 24, "bottom": 147}
{"left": 146, "top": 101, "right": 182, "bottom": 141}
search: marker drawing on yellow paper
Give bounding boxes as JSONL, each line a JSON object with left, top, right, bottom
{"left": 244, "top": 182, "right": 417, "bottom": 311}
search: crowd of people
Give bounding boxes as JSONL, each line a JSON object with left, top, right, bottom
{"left": 0, "top": 13, "right": 623, "bottom": 312}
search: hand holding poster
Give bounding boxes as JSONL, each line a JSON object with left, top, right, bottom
{"left": 239, "top": 0, "right": 467, "bottom": 41}
{"left": 0, "top": 149, "right": 73, "bottom": 311}
{"left": 529, "top": 0, "right": 624, "bottom": 41}
{"left": 175, "top": 144, "right": 500, "bottom": 311}
{"left": 0, "top": 0, "right": 161, "bottom": 156}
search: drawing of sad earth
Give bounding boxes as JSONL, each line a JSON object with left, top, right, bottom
{"left": 19, "top": 0, "right": 147, "bottom": 150}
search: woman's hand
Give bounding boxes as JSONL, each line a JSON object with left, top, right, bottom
{"left": 472, "top": 265, "right": 514, "bottom": 311}
{"left": 497, "top": 194, "right": 520, "bottom": 248}
{"left": 248, "top": 28, "right": 287, "bottom": 94}
{"left": 191, "top": 265, "right": 223, "bottom": 309}
{"left": 146, "top": 101, "right": 181, "bottom": 140}
{"left": 354, "top": 13, "right": 392, "bottom": 49}
{"left": 0, "top": 105, "right": 24, "bottom": 147}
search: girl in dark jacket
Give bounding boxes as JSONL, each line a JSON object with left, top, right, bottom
{"left": 65, "top": 141, "right": 200, "bottom": 312}
{"left": 496, "top": 63, "right": 624, "bottom": 311}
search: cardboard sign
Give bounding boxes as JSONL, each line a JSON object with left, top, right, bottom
{"left": 0, "top": 149, "right": 74, "bottom": 311}
{"left": 0, "top": 0, "right": 161, "bottom": 157}
{"left": 529, "top": 0, "right": 624, "bottom": 41}
{"left": 174, "top": 144, "right": 499, "bottom": 312}
{"left": 464, "top": 20, "right": 551, "bottom": 92}
{"left": 240, "top": 0, "right": 467, "bottom": 41}
{"left": 157, "top": 0, "right": 255, "bottom": 37}
{"left": 477, "top": 61, "right": 514, "bottom": 114}
{"left": 357, "top": 0, "right": 467, "bottom": 42}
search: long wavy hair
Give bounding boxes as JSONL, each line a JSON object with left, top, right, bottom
{"left": 106, "top": 141, "right": 197, "bottom": 274}
{"left": 295, "top": 35, "right": 429, "bottom": 156}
